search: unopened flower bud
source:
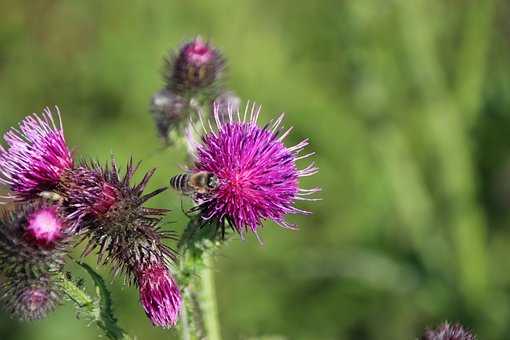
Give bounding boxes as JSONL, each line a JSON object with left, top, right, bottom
{"left": 165, "top": 37, "right": 224, "bottom": 94}
{"left": 150, "top": 89, "right": 188, "bottom": 143}
{"left": 0, "top": 202, "right": 71, "bottom": 275}
{"left": 0, "top": 273, "right": 61, "bottom": 321}
{"left": 212, "top": 91, "right": 240, "bottom": 120}
{"left": 136, "top": 263, "right": 182, "bottom": 328}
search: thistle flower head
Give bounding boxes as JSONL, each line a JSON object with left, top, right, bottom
{"left": 0, "top": 273, "right": 61, "bottom": 321}
{"left": 0, "top": 202, "right": 71, "bottom": 275}
{"left": 165, "top": 37, "right": 224, "bottom": 94}
{"left": 421, "top": 322, "right": 476, "bottom": 340}
{"left": 136, "top": 263, "right": 182, "bottom": 328}
{"left": 186, "top": 103, "right": 319, "bottom": 237}
{"left": 58, "top": 159, "right": 176, "bottom": 280}
{"left": 0, "top": 107, "right": 73, "bottom": 200}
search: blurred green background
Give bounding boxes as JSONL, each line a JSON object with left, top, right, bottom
{"left": 0, "top": 0, "right": 509, "bottom": 339}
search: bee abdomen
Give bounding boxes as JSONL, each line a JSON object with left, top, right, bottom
{"left": 170, "top": 174, "right": 190, "bottom": 192}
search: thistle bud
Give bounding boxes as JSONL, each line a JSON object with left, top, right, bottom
{"left": 136, "top": 263, "right": 182, "bottom": 328}
{"left": 150, "top": 89, "right": 188, "bottom": 143}
{"left": 0, "top": 202, "right": 72, "bottom": 276}
{"left": 211, "top": 91, "right": 240, "bottom": 120}
{"left": 165, "top": 37, "right": 224, "bottom": 94}
{"left": 0, "top": 273, "right": 61, "bottom": 321}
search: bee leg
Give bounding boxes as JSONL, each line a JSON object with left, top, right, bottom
{"left": 180, "top": 200, "right": 194, "bottom": 218}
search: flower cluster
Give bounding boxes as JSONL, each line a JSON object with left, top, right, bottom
{"left": 0, "top": 36, "right": 321, "bottom": 338}
{"left": 0, "top": 108, "right": 181, "bottom": 328}
{"left": 150, "top": 37, "right": 240, "bottom": 144}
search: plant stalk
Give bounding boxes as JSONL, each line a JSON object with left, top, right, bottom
{"left": 200, "top": 252, "right": 221, "bottom": 340}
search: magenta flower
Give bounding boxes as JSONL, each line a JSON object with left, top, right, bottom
{"left": 26, "top": 207, "right": 64, "bottom": 247}
{"left": 421, "top": 322, "right": 476, "bottom": 340}
{"left": 136, "top": 264, "right": 182, "bottom": 328}
{"left": 0, "top": 107, "right": 73, "bottom": 200}
{"left": 187, "top": 103, "right": 319, "bottom": 237}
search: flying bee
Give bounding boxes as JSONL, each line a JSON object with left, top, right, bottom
{"left": 170, "top": 171, "right": 219, "bottom": 196}
{"left": 38, "top": 191, "right": 64, "bottom": 204}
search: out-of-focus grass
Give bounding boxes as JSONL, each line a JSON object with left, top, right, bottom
{"left": 0, "top": 0, "right": 510, "bottom": 339}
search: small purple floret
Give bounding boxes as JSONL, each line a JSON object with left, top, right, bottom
{"left": 183, "top": 37, "right": 216, "bottom": 66}
{"left": 188, "top": 103, "right": 319, "bottom": 236}
{"left": 26, "top": 207, "right": 63, "bottom": 246}
{"left": 0, "top": 107, "right": 73, "bottom": 200}
{"left": 137, "top": 264, "right": 182, "bottom": 328}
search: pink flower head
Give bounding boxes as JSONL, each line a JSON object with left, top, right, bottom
{"left": 187, "top": 103, "right": 319, "bottom": 237}
{"left": 182, "top": 37, "right": 216, "bottom": 66}
{"left": 0, "top": 107, "right": 73, "bottom": 200}
{"left": 136, "top": 264, "right": 182, "bottom": 328}
{"left": 26, "top": 207, "right": 63, "bottom": 246}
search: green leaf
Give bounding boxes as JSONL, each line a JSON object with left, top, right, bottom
{"left": 76, "top": 262, "right": 132, "bottom": 340}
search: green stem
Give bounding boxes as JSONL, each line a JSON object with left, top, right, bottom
{"left": 181, "top": 288, "right": 192, "bottom": 340}
{"left": 59, "top": 272, "right": 132, "bottom": 340}
{"left": 60, "top": 272, "right": 95, "bottom": 310}
{"left": 200, "top": 252, "right": 221, "bottom": 340}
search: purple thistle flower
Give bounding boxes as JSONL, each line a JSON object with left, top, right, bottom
{"left": 0, "top": 107, "right": 74, "bottom": 201}
{"left": 164, "top": 37, "right": 225, "bottom": 94}
{"left": 57, "top": 159, "right": 176, "bottom": 279}
{"left": 136, "top": 263, "right": 182, "bottom": 328}
{"left": 0, "top": 273, "right": 61, "bottom": 321}
{"left": 186, "top": 103, "right": 319, "bottom": 237}
{"left": 57, "top": 159, "right": 183, "bottom": 327}
{"left": 421, "top": 322, "right": 476, "bottom": 340}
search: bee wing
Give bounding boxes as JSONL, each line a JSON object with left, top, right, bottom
{"left": 177, "top": 164, "right": 191, "bottom": 172}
